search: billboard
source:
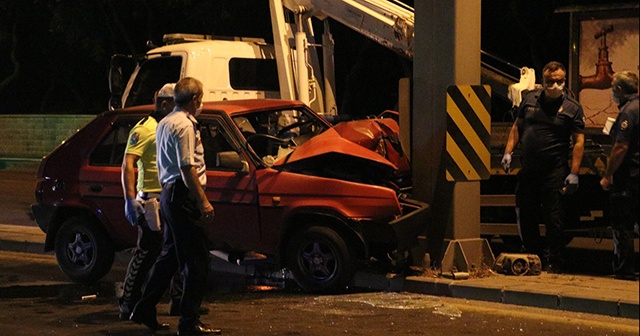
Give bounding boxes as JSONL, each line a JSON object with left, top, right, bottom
{"left": 567, "top": 5, "right": 639, "bottom": 129}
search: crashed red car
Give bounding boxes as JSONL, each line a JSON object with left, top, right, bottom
{"left": 31, "top": 99, "right": 428, "bottom": 292}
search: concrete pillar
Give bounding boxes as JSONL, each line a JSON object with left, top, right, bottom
{"left": 412, "top": 0, "right": 484, "bottom": 266}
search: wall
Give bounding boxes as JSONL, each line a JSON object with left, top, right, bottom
{"left": 0, "top": 115, "right": 94, "bottom": 170}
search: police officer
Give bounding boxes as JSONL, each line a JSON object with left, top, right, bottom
{"left": 119, "top": 83, "right": 181, "bottom": 320}
{"left": 600, "top": 71, "right": 639, "bottom": 281}
{"left": 130, "top": 77, "right": 220, "bottom": 335}
{"left": 502, "top": 61, "right": 585, "bottom": 273}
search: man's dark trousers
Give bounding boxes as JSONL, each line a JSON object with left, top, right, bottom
{"left": 132, "top": 180, "right": 209, "bottom": 330}
{"left": 516, "top": 165, "right": 568, "bottom": 265}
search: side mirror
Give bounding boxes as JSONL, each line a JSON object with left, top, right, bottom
{"left": 217, "top": 151, "right": 249, "bottom": 174}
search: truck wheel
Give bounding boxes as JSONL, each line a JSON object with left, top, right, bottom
{"left": 287, "top": 226, "right": 354, "bottom": 293}
{"left": 54, "top": 216, "right": 114, "bottom": 283}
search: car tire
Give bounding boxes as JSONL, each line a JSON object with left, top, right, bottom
{"left": 287, "top": 226, "right": 354, "bottom": 293}
{"left": 54, "top": 216, "right": 115, "bottom": 283}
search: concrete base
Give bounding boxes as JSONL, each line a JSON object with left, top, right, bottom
{"left": 440, "top": 238, "right": 495, "bottom": 274}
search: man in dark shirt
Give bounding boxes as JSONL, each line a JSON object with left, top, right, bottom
{"left": 501, "top": 61, "right": 585, "bottom": 273}
{"left": 600, "top": 71, "right": 639, "bottom": 280}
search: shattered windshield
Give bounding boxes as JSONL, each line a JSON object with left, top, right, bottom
{"left": 232, "top": 107, "right": 329, "bottom": 166}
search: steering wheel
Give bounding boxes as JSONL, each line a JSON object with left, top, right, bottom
{"left": 276, "top": 120, "right": 314, "bottom": 138}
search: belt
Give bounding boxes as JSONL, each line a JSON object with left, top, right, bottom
{"left": 138, "top": 191, "right": 161, "bottom": 200}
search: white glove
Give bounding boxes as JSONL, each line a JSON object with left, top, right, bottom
{"left": 562, "top": 173, "right": 579, "bottom": 195}
{"left": 501, "top": 152, "right": 512, "bottom": 173}
{"left": 125, "top": 197, "right": 145, "bottom": 226}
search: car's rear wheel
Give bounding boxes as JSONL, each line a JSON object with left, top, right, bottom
{"left": 287, "top": 226, "right": 354, "bottom": 293}
{"left": 54, "top": 216, "right": 114, "bottom": 283}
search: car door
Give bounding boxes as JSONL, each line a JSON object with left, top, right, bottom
{"left": 198, "top": 115, "right": 261, "bottom": 252}
{"left": 79, "top": 114, "right": 146, "bottom": 246}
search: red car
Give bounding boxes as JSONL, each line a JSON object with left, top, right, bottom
{"left": 31, "top": 99, "right": 428, "bottom": 292}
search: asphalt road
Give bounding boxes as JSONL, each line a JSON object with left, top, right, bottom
{"left": 0, "top": 250, "right": 638, "bottom": 336}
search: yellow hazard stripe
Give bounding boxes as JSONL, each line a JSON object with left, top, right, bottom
{"left": 446, "top": 170, "right": 454, "bottom": 181}
{"left": 446, "top": 132, "right": 482, "bottom": 180}
{"left": 458, "top": 85, "right": 491, "bottom": 132}
{"left": 446, "top": 94, "right": 491, "bottom": 162}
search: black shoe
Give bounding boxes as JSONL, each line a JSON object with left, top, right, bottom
{"left": 169, "top": 304, "right": 210, "bottom": 317}
{"left": 130, "top": 310, "right": 170, "bottom": 331}
{"left": 614, "top": 273, "right": 637, "bottom": 281}
{"left": 177, "top": 321, "right": 222, "bottom": 335}
{"left": 118, "top": 306, "right": 132, "bottom": 321}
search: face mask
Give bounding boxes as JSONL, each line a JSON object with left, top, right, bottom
{"left": 544, "top": 82, "right": 564, "bottom": 99}
{"left": 195, "top": 101, "right": 203, "bottom": 117}
{"left": 612, "top": 92, "right": 621, "bottom": 105}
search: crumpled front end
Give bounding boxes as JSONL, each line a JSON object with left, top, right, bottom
{"left": 273, "top": 117, "right": 411, "bottom": 192}
{"left": 271, "top": 115, "right": 428, "bottom": 266}
{"left": 390, "top": 197, "right": 429, "bottom": 266}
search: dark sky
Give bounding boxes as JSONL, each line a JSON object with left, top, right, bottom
{"left": 0, "top": 0, "right": 633, "bottom": 116}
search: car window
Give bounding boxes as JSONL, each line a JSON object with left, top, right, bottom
{"left": 228, "top": 58, "right": 279, "bottom": 92}
{"left": 231, "top": 107, "right": 328, "bottom": 165}
{"left": 89, "top": 117, "right": 139, "bottom": 166}
{"left": 198, "top": 117, "right": 242, "bottom": 171}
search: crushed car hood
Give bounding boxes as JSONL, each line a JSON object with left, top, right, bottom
{"left": 272, "top": 118, "right": 410, "bottom": 183}
{"left": 273, "top": 127, "right": 396, "bottom": 171}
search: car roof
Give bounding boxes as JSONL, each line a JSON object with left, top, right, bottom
{"left": 201, "top": 99, "right": 307, "bottom": 116}
{"left": 110, "top": 99, "right": 307, "bottom": 117}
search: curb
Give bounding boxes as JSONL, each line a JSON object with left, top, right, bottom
{"left": 0, "top": 158, "right": 41, "bottom": 172}
{"left": 0, "top": 239, "right": 47, "bottom": 255}
{"left": 349, "top": 272, "right": 639, "bottom": 320}
{"left": 0, "top": 224, "right": 47, "bottom": 254}
{"left": 404, "top": 277, "right": 640, "bottom": 320}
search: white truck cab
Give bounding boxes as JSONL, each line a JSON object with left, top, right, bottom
{"left": 109, "top": 34, "right": 281, "bottom": 109}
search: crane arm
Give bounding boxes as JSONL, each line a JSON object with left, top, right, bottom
{"left": 284, "top": 0, "right": 414, "bottom": 59}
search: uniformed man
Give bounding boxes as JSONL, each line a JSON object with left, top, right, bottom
{"left": 130, "top": 77, "right": 220, "bottom": 335}
{"left": 119, "top": 83, "right": 180, "bottom": 320}
{"left": 501, "top": 61, "right": 585, "bottom": 273}
{"left": 600, "top": 71, "right": 639, "bottom": 281}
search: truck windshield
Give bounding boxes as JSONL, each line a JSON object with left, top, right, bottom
{"left": 125, "top": 56, "right": 182, "bottom": 108}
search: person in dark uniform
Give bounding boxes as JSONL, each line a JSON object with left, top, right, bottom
{"left": 600, "top": 71, "right": 639, "bottom": 281}
{"left": 501, "top": 61, "right": 585, "bottom": 273}
{"left": 130, "top": 77, "right": 220, "bottom": 335}
{"left": 119, "top": 83, "right": 182, "bottom": 320}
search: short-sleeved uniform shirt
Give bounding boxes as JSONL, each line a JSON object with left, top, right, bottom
{"left": 124, "top": 116, "right": 161, "bottom": 193}
{"left": 610, "top": 94, "right": 639, "bottom": 179}
{"left": 156, "top": 107, "right": 206, "bottom": 186}
{"left": 516, "top": 90, "right": 585, "bottom": 171}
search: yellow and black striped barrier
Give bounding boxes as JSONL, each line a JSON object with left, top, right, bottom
{"left": 446, "top": 85, "right": 491, "bottom": 181}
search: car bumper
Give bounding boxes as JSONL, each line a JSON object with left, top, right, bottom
{"left": 31, "top": 203, "right": 55, "bottom": 234}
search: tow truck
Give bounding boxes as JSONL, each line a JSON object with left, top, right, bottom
{"left": 108, "top": 0, "right": 614, "bottom": 250}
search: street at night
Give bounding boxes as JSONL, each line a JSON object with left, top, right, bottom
{"left": 1, "top": 1, "right": 638, "bottom": 335}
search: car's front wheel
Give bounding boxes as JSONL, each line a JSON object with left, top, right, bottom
{"left": 287, "top": 226, "right": 354, "bottom": 293}
{"left": 54, "top": 216, "right": 114, "bottom": 283}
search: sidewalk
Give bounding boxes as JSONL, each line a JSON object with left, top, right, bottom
{"left": 1, "top": 223, "right": 638, "bottom": 320}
